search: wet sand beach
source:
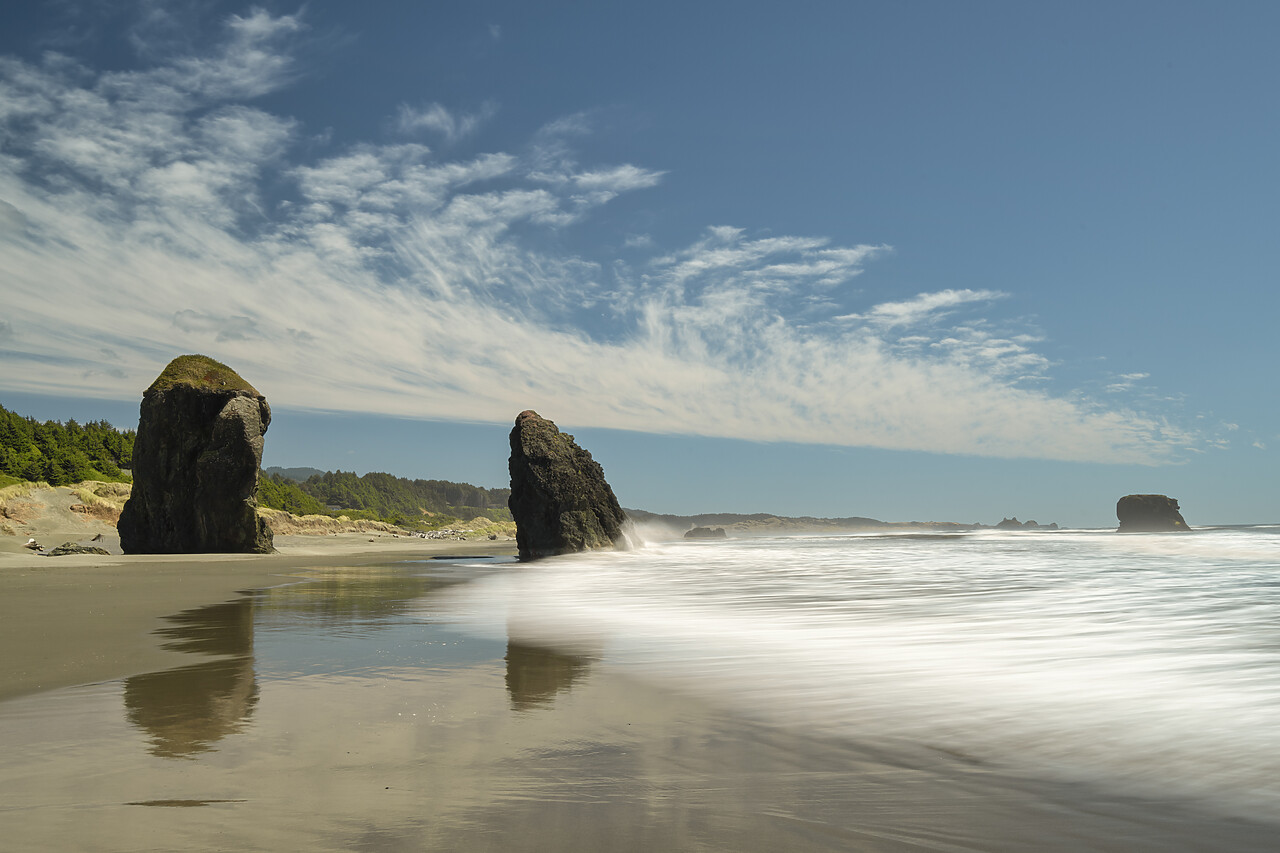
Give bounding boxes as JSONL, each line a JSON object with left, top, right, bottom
{"left": 2, "top": 536, "right": 1278, "bottom": 851}
{"left": 0, "top": 529, "right": 516, "bottom": 700}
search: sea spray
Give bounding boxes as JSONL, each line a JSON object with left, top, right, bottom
{"left": 434, "top": 526, "right": 1280, "bottom": 821}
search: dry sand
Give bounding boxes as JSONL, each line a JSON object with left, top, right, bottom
{"left": 0, "top": 485, "right": 516, "bottom": 700}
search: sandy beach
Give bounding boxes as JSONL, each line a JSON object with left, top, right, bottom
{"left": 1, "top": 545, "right": 1276, "bottom": 852}
{"left": 3, "top": 497, "right": 1278, "bottom": 851}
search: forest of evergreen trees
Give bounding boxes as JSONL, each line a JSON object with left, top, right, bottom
{"left": 0, "top": 403, "right": 134, "bottom": 486}
{"left": 271, "top": 470, "right": 511, "bottom": 525}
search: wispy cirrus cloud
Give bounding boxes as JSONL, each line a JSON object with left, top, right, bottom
{"left": 0, "top": 8, "right": 1197, "bottom": 464}
{"left": 838, "top": 288, "right": 1006, "bottom": 327}
{"left": 1106, "top": 372, "right": 1150, "bottom": 393}
{"left": 395, "top": 101, "right": 497, "bottom": 144}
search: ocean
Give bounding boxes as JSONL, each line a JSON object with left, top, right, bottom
{"left": 440, "top": 525, "right": 1280, "bottom": 823}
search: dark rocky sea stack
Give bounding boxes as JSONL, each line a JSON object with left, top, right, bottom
{"left": 1116, "top": 494, "right": 1189, "bottom": 532}
{"left": 508, "top": 410, "right": 629, "bottom": 561}
{"left": 118, "top": 355, "right": 274, "bottom": 554}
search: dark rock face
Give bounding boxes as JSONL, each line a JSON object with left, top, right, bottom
{"left": 508, "top": 410, "right": 629, "bottom": 561}
{"left": 1116, "top": 494, "right": 1189, "bottom": 532}
{"left": 119, "top": 355, "right": 274, "bottom": 554}
{"left": 684, "top": 526, "right": 727, "bottom": 539}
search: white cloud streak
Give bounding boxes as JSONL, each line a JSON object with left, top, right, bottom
{"left": 838, "top": 288, "right": 1006, "bottom": 326}
{"left": 0, "top": 10, "right": 1195, "bottom": 465}
{"left": 396, "top": 102, "right": 497, "bottom": 144}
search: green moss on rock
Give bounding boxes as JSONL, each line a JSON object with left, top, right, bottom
{"left": 147, "top": 355, "right": 259, "bottom": 396}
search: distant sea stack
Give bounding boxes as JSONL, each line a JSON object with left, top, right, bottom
{"left": 118, "top": 355, "right": 274, "bottom": 554}
{"left": 994, "top": 517, "right": 1058, "bottom": 530}
{"left": 1116, "top": 494, "right": 1189, "bottom": 532}
{"left": 507, "top": 410, "right": 630, "bottom": 561}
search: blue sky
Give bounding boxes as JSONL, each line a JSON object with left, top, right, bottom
{"left": 1, "top": 1, "right": 1276, "bottom": 526}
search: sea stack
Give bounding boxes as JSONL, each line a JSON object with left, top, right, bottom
{"left": 1116, "top": 494, "right": 1189, "bottom": 532}
{"left": 507, "top": 410, "right": 629, "bottom": 561}
{"left": 118, "top": 354, "right": 274, "bottom": 554}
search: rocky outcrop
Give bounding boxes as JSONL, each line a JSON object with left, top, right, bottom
{"left": 995, "top": 517, "right": 1058, "bottom": 530}
{"left": 684, "top": 526, "right": 727, "bottom": 539}
{"left": 118, "top": 355, "right": 274, "bottom": 554}
{"left": 45, "top": 542, "right": 111, "bottom": 556}
{"left": 1116, "top": 494, "right": 1189, "bottom": 532}
{"left": 507, "top": 410, "right": 629, "bottom": 561}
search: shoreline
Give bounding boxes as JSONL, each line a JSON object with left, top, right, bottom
{"left": 0, "top": 533, "right": 517, "bottom": 702}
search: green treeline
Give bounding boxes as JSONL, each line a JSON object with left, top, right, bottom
{"left": 263, "top": 470, "right": 511, "bottom": 527}
{"left": 0, "top": 403, "right": 134, "bottom": 486}
{"left": 0, "top": 401, "right": 510, "bottom": 529}
{"left": 257, "top": 475, "right": 331, "bottom": 516}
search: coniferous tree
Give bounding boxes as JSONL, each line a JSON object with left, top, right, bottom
{"left": 0, "top": 403, "right": 135, "bottom": 485}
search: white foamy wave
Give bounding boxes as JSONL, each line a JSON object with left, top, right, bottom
{"left": 1098, "top": 526, "right": 1280, "bottom": 562}
{"left": 434, "top": 531, "right": 1280, "bottom": 819}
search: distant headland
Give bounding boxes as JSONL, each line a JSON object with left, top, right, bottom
{"left": 626, "top": 509, "right": 1062, "bottom": 538}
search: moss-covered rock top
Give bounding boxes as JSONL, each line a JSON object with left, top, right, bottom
{"left": 147, "top": 355, "right": 259, "bottom": 395}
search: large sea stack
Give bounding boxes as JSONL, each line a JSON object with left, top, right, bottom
{"left": 1116, "top": 494, "right": 1189, "bottom": 532}
{"left": 508, "top": 410, "right": 629, "bottom": 561}
{"left": 118, "top": 355, "right": 274, "bottom": 554}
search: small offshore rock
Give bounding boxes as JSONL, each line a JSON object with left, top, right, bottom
{"left": 1116, "top": 494, "right": 1189, "bottom": 532}
{"left": 508, "top": 410, "right": 630, "bottom": 561}
{"left": 684, "top": 526, "right": 727, "bottom": 540}
{"left": 118, "top": 355, "right": 274, "bottom": 554}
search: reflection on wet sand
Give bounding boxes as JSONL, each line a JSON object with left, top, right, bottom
{"left": 504, "top": 641, "right": 594, "bottom": 711}
{"left": 122, "top": 568, "right": 533, "bottom": 758}
{"left": 123, "top": 598, "right": 257, "bottom": 758}
{"left": 256, "top": 571, "right": 449, "bottom": 627}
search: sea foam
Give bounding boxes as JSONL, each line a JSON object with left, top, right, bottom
{"left": 435, "top": 527, "right": 1280, "bottom": 820}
